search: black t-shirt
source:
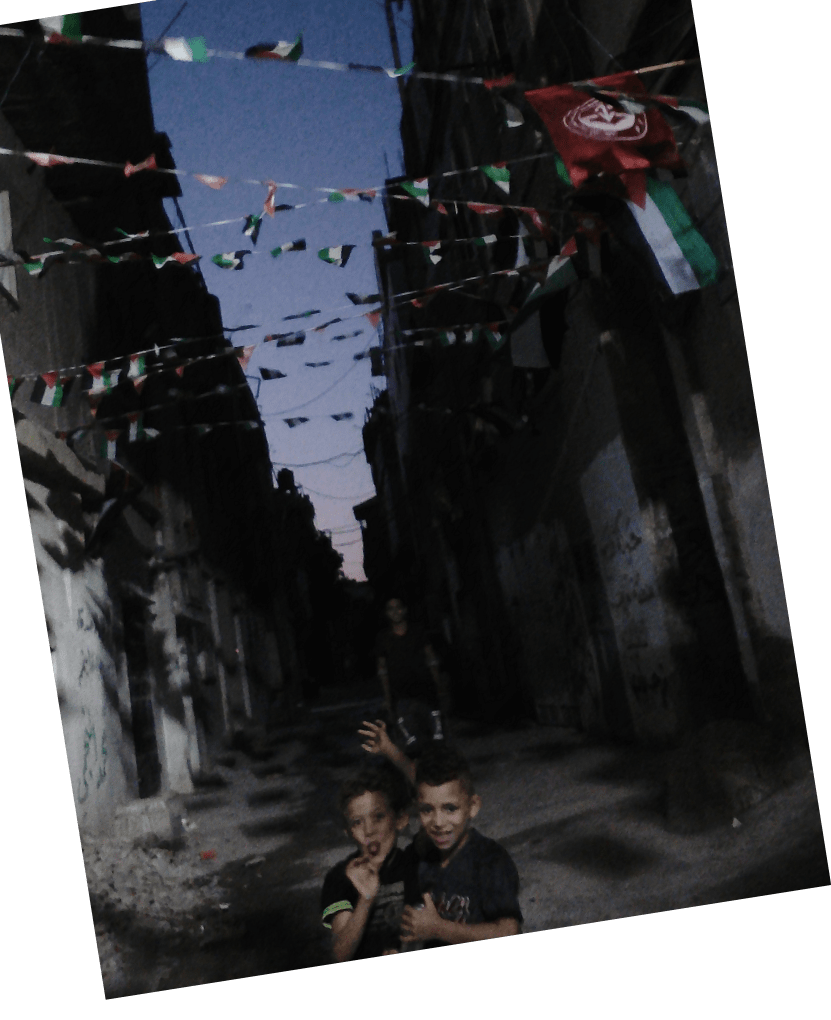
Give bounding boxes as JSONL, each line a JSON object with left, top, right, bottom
{"left": 375, "top": 623, "right": 434, "bottom": 702}
{"left": 416, "top": 828, "right": 522, "bottom": 948}
{"left": 320, "top": 844, "right": 419, "bottom": 959}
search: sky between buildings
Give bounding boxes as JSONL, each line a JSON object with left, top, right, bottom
{"left": 139, "top": 0, "right": 415, "bottom": 581}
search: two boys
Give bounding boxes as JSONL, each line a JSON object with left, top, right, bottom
{"left": 320, "top": 745, "right": 521, "bottom": 960}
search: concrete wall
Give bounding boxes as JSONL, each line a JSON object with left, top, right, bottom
{"left": 20, "top": 424, "right": 137, "bottom": 835}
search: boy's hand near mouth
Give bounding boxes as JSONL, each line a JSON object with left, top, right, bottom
{"left": 345, "top": 853, "right": 381, "bottom": 902}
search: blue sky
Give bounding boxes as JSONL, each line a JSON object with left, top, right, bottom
{"left": 139, "top": 0, "right": 414, "bottom": 579}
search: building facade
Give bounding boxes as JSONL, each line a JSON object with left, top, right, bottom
{"left": 0, "top": 8, "right": 331, "bottom": 835}
{"left": 359, "top": 0, "right": 802, "bottom": 745}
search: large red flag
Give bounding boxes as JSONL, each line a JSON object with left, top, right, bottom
{"left": 525, "top": 72, "right": 684, "bottom": 205}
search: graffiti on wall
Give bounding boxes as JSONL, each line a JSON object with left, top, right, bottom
{"left": 77, "top": 723, "right": 108, "bottom": 803}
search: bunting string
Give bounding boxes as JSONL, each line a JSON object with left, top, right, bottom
{"left": 2, "top": 229, "right": 548, "bottom": 278}
{"left": 6, "top": 256, "right": 556, "bottom": 390}
{"left": 0, "top": 24, "right": 698, "bottom": 90}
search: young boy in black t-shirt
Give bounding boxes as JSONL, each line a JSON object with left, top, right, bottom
{"left": 400, "top": 745, "right": 522, "bottom": 948}
{"left": 320, "top": 762, "right": 418, "bottom": 961}
{"left": 347, "top": 735, "right": 522, "bottom": 950}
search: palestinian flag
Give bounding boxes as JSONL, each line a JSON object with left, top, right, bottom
{"left": 100, "top": 430, "right": 121, "bottom": 461}
{"left": 525, "top": 72, "right": 685, "bottom": 193}
{"left": 312, "top": 318, "right": 343, "bottom": 333}
{"left": 245, "top": 35, "right": 304, "bottom": 61}
{"left": 113, "top": 228, "right": 151, "bottom": 241}
{"left": 483, "top": 324, "right": 506, "bottom": 351}
{"left": 318, "top": 246, "right": 355, "bottom": 267}
{"left": 460, "top": 329, "right": 479, "bottom": 345}
{"left": 472, "top": 234, "right": 499, "bottom": 248}
{"left": 331, "top": 412, "right": 354, "bottom": 421}
{"left": 124, "top": 154, "right": 157, "bottom": 178}
{"left": 481, "top": 164, "right": 511, "bottom": 195}
{"left": 388, "top": 62, "right": 415, "bottom": 77}
{"left": 40, "top": 15, "right": 82, "bottom": 43}
{"left": 353, "top": 350, "right": 371, "bottom": 361}
{"left": 260, "top": 367, "right": 287, "bottom": 380}
{"left": 263, "top": 182, "right": 280, "bottom": 217}
{"left": 23, "top": 258, "right": 48, "bottom": 277}
{"left": 614, "top": 177, "right": 719, "bottom": 295}
{"left": 31, "top": 372, "right": 73, "bottom": 407}
{"left": 128, "top": 355, "right": 146, "bottom": 379}
{"left": 44, "top": 237, "right": 88, "bottom": 253}
{"left": 236, "top": 345, "right": 256, "bottom": 370}
{"left": 152, "top": 252, "right": 201, "bottom": 268}
{"left": 284, "top": 417, "right": 309, "bottom": 428}
{"left": 239, "top": 421, "right": 261, "bottom": 431}
{"left": 243, "top": 214, "right": 263, "bottom": 244}
{"left": 106, "top": 253, "right": 141, "bottom": 264}
{"left": 327, "top": 188, "right": 377, "bottom": 203}
{"left": 126, "top": 414, "right": 145, "bottom": 442}
{"left": 437, "top": 331, "right": 456, "bottom": 347}
{"left": 516, "top": 207, "right": 552, "bottom": 237}
{"left": 305, "top": 361, "right": 332, "bottom": 368}
{"left": 510, "top": 238, "right": 579, "bottom": 332}
{"left": 332, "top": 330, "right": 364, "bottom": 341}
{"left": 467, "top": 203, "right": 503, "bottom": 216}
{"left": 212, "top": 251, "right": 250, "bottom": 270}
{"left": 8, "top": 375, "right": 19, "bottom": 398}
{"left": 284, "top": 309, "right": 320, "bottom": 320}
{"left": 483, "top": 74, "right": 516, "bottom": 90}
{"left": 401, "top": 178, "right": 430, "bottom": 207}
{"left": 162, "top": 37, "right": 209, "bottom": 63}
{"left": 26, "top": 151, "right": 76, "bottom": 168}
{"left": 422, "top": 240, "right": 443, "bottom": 265}
{"left": 194, "top": 424, "right": 213, "bottom": 437}
{"left": 194, "top": 174, "right": 228, "bottom": 190}
{"left": 85, "top": 363, "right": 117, "bottom": 394}
{"left": 272, "top": 332, "right": 306, "bottom": 347}
{"left": 270, "top": 239, "right": 306, "bottom": 257}
{"left": 347, "top": 292, "right": 381, "bottom": 305}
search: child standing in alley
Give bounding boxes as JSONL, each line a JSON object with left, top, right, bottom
{"left": 320, "top": 761, "right": 418, "bottom": 961}
{"left": 356, "top": 728, "right": 523, "bottom": 949}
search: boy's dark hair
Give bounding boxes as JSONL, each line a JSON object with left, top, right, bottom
{"left": 338, "top": 760, "right": 412, "bottom": 820}
{"left": 415, "top": 745, "right": 475, "bottom": 796}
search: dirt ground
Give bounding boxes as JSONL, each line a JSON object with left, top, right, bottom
{"left": 83, "top": 688, "right": 829, "bottom": 997}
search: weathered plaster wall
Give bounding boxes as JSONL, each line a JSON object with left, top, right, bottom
{"left": 25, "top": 461, "right": 137, "bottom": 835}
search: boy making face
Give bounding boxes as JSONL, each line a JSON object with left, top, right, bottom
{"left": 401, "top": 746, "right": 522, "bottom": 947}
{"left": 320, "top": 763, "right": 417, "bottom": 961}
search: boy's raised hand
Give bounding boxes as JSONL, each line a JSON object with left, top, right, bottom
{"left": 400, "top": 893, "right": 441, "bottom": 942}
{"left": 359, "top": 719, "right": 395, "bottom": 757}
{"left": 345, "top": 855, "right": 381, "bottom": 902}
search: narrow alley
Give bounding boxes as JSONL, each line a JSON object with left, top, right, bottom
{"left": 88, "top": 682, "right": 827, "bottom": 996}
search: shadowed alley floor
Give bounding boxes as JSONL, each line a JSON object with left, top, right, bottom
{"left": 92, "top": 685, "right": 828, "bottom": 995}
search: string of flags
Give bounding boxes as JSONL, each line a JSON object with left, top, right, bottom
{"left": 0, "top": 140, "right": 578, "bottom": 215}
{"left": 0, "top": 21, "right": 697, "bottom": 92}
{"left": 58, "top": 416, "right": 264, "bottom": 463}
{"left": 7, "top": 255, "right": 561, "bottom": 401}
{"left": 1, "top": 226, "right": 547, "bottom": 281}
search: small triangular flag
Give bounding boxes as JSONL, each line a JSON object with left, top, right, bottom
{"left": 124, "top": 154, "right": 157, "bottom": 178}
{"left": 212, "top": 251, "right": 250, "bottom": 270}
{"left": 245, "top": 35, "right": 303, "bottom": 61}
{"left": 318, "top": 246, "right": 355, "bottom": 267}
